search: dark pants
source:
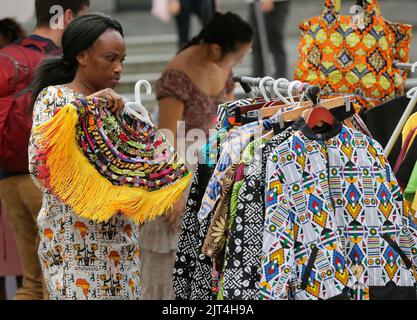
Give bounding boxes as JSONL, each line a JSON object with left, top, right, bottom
{"left": 175, "top": 0, "right": 215, "bottom": 49}
{"left": 250, "top": 1, "right": 289, "bottom": 78}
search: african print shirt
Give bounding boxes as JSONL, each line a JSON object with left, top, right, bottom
{"left": 261, "top": 123, "right": 417, "bottom": 300}
{"left": 173, "top": 162, "right": 214, "bottom": 299}
{"left": 221, "top": 124, "right": 301, "bottom": 300}
{"left": 175, "top": 121, "right": 264, "bottom": 300}
{"left": 198, "top": 121, "right": 264, "bottom": 222}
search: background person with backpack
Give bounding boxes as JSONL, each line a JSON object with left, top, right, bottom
{"left": 0, "top": 17, "right": 26, "bottom": 301}
{"left": 0, "top": 0, "right": 89, "bottom": 300}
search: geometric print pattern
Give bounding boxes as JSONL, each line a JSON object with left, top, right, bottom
{"left": 178, "top": 118, "right": 368, "bottom": 300}
{"left": 173, "top": 163, "right": 215, "bottom": 300}
{"left": 189, "top": 213, "right": 217, "bottom": 300}
{"left": 222, "top": 126, "right": 300, "bottom": 300}
{"left": 261, "top": 124, "right": 417, "bottom": 300}
{"left": 217, "top": 117, "right": 369, "bottom": 300}
{"left": 73, "top": 97, "right": 189, "bottom": 191}
{"left": 216, "top": 98, "right": 256, "bottom": 131}
{"left": 294, "top": 0, "right": 412, "bottom": 110}
{"left": 174, "top": 114, "right": 262, "bottom": 300}
{"left": 198, "top": 121, "right": 264, "bottom": 222}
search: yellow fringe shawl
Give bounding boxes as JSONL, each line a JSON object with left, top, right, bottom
{"left": 34, "top": 104, "right": 191, "bottom": 224}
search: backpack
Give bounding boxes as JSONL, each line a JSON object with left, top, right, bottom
{"left": 0, "top": 36, "right": 60, "bottom": 172}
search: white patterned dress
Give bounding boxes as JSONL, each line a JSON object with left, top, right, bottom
{"left": 29, "top": 85, "right": 142, "bottom": 300}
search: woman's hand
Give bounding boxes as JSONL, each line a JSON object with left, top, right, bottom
{"left": 164, "top": 197, "right": 186, "bottom": 232}
{"left": 90, "top": 88, "right": 125, "bottom": 114}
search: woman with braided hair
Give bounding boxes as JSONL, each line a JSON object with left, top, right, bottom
{"left": 30, "top": 13, "right": 135, "bottom": 300}
{"left": 28, "top": 13, "right": 192, "bottom": 300}
{"left": 31, "top": 14, "right": 126, "bottom": 111}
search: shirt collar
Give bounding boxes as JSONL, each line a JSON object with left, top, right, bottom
{"left": 299, "top": 119, "right": 343, "bottom": 141}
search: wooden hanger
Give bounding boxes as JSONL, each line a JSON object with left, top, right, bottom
{"left": 257, "top": 95, "right": 354, "bottom": 121}
{"left": 259, "top": 95, "right": 354, "bottom": 141}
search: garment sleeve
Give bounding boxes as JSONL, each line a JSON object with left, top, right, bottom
{"left": 29, "top": 86, "right": 58, "bottom": 191}
{"left": 221, "top": 145, "right": 265, "bottom": 300}
{"left": 259, "top": 154, "right": 295, "bottom": 300}
{"left": 372, "top": 138, "right": 417, "bottom": 271}
{"left": 173, "top": 163, "right": 215, "bottom": 299}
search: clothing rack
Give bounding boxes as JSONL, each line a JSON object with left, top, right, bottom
{"left": 384, "top": 61, "right": 417, "bottom": 157}
{"left": 232, "top": 74, "right": 321, "bottom": 104}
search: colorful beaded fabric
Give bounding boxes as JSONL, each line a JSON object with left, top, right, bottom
{"left": 294, "top": 0, "right": 412, "bottom": 110}
{"left": 34, "top": 97, "right": 191, "bottom": 223}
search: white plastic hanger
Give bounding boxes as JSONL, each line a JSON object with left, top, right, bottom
{"left": 258, "top": 76, "right": 274, "bottom": 101}
{"left": 271, "top": 80, "right": 302, "bottom": 128}
{"left": 273, "top": 78, "right": 291, "bottom": 104}
{"left": 287, "top": 80, "right": 302, "bottom": 104}
{"left": 407, "top": 86, "right": 417, "bottom": 99}
{"left": 124, "top": 80, "right": 152, "bottom": 123}
{"left": 251, "top": 84, "right": 262, "bottom": 98}
{"left": 349, "top": 4, "right": 364, "bottom": 15}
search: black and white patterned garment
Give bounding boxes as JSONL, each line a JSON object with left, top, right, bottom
{"left": 222, "top": 120, "right": 304, "bottom": 300}
{"left": 220, "top": 115, "right": 371, "bottom": 300}
{"left": 189, "top": 216, "right": 215, "bottom": 300}
{"left": 173, "top": 163, "right": 214, "bottom": 299}
{"left": 216, "top": 99, "right": 255, "bottom": 131}
{"left": 173, "top": 99, "right": 255, "bottom": 300}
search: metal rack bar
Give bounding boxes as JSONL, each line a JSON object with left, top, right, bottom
{"left": 232, "top": 74, "right": 320, "bottom": 104}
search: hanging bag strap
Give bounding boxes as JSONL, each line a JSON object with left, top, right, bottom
{"left": 322, "top": 0, "right": 381, "bottom": 16}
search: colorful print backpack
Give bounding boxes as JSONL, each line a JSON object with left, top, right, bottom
{"left": 294, "top": 0, "right": 412, "bottom": 109}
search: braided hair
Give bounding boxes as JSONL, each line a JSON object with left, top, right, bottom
{"left": 32, "top": 13, "right": 124, "bottom": 101}
{"left": 178, "top": 11, "right": 253, "bottom": 55}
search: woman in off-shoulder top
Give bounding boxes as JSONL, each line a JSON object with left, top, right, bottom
{"left": 139, "top": 12, "right": 253, "bottom": 300}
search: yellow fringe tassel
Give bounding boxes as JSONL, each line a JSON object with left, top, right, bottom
{"left": 34, "top": 104, "right": 191, "bottom": 224}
